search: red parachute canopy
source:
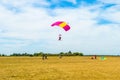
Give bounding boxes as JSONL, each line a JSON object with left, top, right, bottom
{"left": 51, "top": 21, "right": 70, "bottom": 31}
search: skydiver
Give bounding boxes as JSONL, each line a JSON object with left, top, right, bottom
{"left": 58, "top": 34, "right": 62, "bottom": 41}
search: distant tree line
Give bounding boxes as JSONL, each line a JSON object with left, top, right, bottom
{"left": 59, "top": 51, "right": 83, "bottom": 56}
{"left": 0, "top": 54, "right": 7, "bottom": 56}
{"left": 0, "top": 51, "right": 84, "bottom": 57}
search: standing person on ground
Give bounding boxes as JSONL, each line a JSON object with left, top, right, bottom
{"left": 59, "top": 54, "right": 62, "bottom": 59}
{"left": 94, "top": 55, "right": 97, "bottom": 59}
{"left": 45, "top": 54, "right": 47, "bottom": 59}
{"left": 42, "top": 54, "right": 45, "bottom": 60}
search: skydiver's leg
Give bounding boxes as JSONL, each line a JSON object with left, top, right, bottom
{"left": 58, "top": 37, "right": 61, "bottom": 41}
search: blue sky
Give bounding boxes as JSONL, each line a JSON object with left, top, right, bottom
{"left": 0, "top": 0, "right": 120, "bottom": 55}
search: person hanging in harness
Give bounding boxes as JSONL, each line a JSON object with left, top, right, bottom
{"left": 58, "top": 34, "right": 62, "bottom": 41}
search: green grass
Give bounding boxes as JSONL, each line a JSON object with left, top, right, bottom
{"left": 0, "top": 56, "right": 120, "bottom": 80}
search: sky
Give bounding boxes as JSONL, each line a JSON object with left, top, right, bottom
{"left": 0, "top": 0, "right": 120, "bottom": 55}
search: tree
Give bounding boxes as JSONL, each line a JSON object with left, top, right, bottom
{"left": 33, "top": 52, "right": 43, "bottom": 56}
{"left": 73, "top": 52, "right": 83, "bottom": 56}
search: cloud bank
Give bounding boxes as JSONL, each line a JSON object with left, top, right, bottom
{"left": 0, "top": 0, "right": 120, "bottom": 55}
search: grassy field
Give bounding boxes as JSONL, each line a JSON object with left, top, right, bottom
{"left": 0, "top": 56, "right": 120, "bottom": 80}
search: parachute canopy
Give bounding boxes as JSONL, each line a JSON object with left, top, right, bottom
{"left": 51, "top": 21, "right": 70, "bottom": 31}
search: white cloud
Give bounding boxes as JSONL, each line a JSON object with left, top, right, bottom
{"left": 46, "top": 4, "right": 120, "bottom": 54}
{"left": 66, "top": 0, "right": 77, "bottom": 4}
{"left": 100, "top": 5, "right": 120, "bottom": 24}
{"left": 0, "top": 0, "right": 50, "bottom": 7}
{"left": 99, "top": 0, "right": 120, "bottom": 5}
{"left": 0, "top": 0, "right": 120, "bottom": 54}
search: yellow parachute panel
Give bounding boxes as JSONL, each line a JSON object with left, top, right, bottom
{"left": 59, "top": 22, "right": 67, "bottom": 28}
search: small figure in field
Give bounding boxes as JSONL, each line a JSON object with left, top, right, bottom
{"left": 42, "top": 54, "right": 45, "bottom": 60}
{"left": 91, "top": 57, "right": 94, "bottom": 59}
{"left": 91, "top": 55, "right": 97, "bottom": 59}
{"left": 59, "top": 54, "right": 62, "bottom": 59}
{"left": 94, "top": 55, "right": 97, "bottom": 59}
{"left": 42, "top": 54, "right": 47, "bottom": 60}
{"left": 45, "top": 54, "right": 47, "bottom": 59}
{"left": 58, "top": 34, "right": 62, "bottom": 41}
